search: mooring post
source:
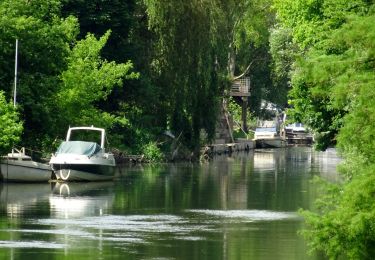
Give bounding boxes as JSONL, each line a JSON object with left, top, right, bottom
{"left": 241, "top": 97, "right": 248, "bottom": 133}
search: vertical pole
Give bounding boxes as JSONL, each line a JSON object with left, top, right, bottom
{"left": 13, "top": 39, "right": 18, "bottom": 107}
{"left": 242, "top": 96, "right": 248, "bottom": 133}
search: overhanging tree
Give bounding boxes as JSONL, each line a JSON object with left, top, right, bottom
{"left": 144, "top": 0, "right": 224, "bottom": 150}
{"left": 274, "top": 0, "right": 375, "bottom": 258}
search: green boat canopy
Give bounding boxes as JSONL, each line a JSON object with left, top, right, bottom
{"left": 56, "top": 141, "right": 101, "bottom": 156}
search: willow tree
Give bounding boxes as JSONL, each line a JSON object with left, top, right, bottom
{"left": 143, "top": 0, "right": 274, "bottom": 149}
{"left": 143, "top": 0, "right": 224, "bottom": 150}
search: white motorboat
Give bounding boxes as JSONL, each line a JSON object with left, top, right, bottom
{"left": 49, "top": 126, "right": 116, "bottom": 181}
{"left": 0, "top": 147, "right": 53, "bottom": 182}
{"left": 254, "top": 127, "right": 286, "bottom": 148}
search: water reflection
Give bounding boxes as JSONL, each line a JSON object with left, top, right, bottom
{"left": 50, "top": 182, "right": 114, "bottom": 218}
{"left": 0, "top": 183, "right": 52, "bottom": 218}
{"left": 0, "top": 147, "right": 340, "bottom": 259}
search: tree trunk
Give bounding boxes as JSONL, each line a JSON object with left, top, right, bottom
{"left": 228, "top": 42, "right": 236, "bottom": 78}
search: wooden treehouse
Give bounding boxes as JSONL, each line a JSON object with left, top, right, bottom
{"left": 214, "top": 76, "right": 251, "bottom": 145}
{"left": 230, "top": 77, "right": 250, "bottom": 97}
{"left": 230, "top": 77, "right": 250, "bottom": 133}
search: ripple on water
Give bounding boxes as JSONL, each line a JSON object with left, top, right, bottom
{"left": 9, "top": 210, "right": 298, "bottom": 249}
{"left": 36, "top": 214, "right": 203, "bottom": 233}
{"left": 31, "top": 214, "right": 214, "bottom": 245}
{"left": 0, "top": 240, "right": 65, "bottom": 249}
{"left": 186, "top": 209, "right": 299, "bottom": 221}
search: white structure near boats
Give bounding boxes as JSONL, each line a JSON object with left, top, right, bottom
{"left": 49, "top": 126, "right": 116, "bottom": 181}
{"left": 282, "top": 122, "right": 314, "bottom": 145}
{"left": 0, "top": 147, "right": 53, "bottom": 182}
{"left": 254, "top": 120, "right": 286, "bottom": 148}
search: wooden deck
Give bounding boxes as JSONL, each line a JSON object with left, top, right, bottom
{"left": 202, "top": 139, "right": 255, "bottom": 157}
{"left": 230, "top": 78, "right": 250, "bottom": 97}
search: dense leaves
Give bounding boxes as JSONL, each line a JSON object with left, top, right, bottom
{"left": 0, "top": 0, "right": 282, "bottom": 157}
{"left": 144, "top": 0, "right": 224, "bottom": 150}
{"left": 0, "top": 0, "right": 139, "bottom": 152}
{"left": 274, "top": 0, "right": 375, "bottom": 149}
{"left": 0, "top": 92, "right": 23, "bottom": 154}
{"left": 269, "top": 27, "right": 297, "bottom": 107}
{"left": 0, "top": 0, "right": 79, "bottom": 149}
{"left": 143, "top": 0, "right": 275, "bottom": 149}
{"left": 57, "top": 31, "right": 138, "bottom": 130}
{"left": 274, "top": 0, "right": 375, "bottom": 258}
{"left": 301, "top": 164, "right": 375, "bottom": 259}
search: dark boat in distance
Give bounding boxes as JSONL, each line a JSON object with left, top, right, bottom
{"left": 49, "top": 126, "right": 116, "bottom": 181}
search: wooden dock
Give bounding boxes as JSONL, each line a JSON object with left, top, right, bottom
{"left": 202, "top": 139, "right": 255, "bottom": 157}
{"left": 111, "top": 149, "right": 144, "bottom": 164}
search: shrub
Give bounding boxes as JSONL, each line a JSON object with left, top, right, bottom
{"left": 142, "top": 141, "right": 164, "bottom": 163}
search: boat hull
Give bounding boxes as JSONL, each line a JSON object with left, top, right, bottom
{"left": 49, "top": 127, "right": 116, "bottom": 182}
{"left": 0, "top": 159, "right": 53, "bottom": 182}
{"left": 52, "top": 163, "right": 115, "bottom": 181}
{"left": 255, "top": 138, "right": 286, "bottom": 148}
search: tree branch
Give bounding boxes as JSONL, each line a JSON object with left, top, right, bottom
{"left": 233, "top": 57, "right": 266, "bottom": 80}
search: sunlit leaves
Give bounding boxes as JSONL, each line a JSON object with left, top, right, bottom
{"left": 274, "top": 0, "right": 375, "bottom": 258}
{"left": 302, "top": 165, "right": 375, "bottom": 259}
{"left": 0, "top": 91, "right": 23, "bottom": 153}
{"left": 58, "top": 31, "right": 139, "bottom": 128}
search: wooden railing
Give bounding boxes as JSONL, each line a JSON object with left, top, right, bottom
{"left": 230, "top": 77, "right": 250, "bottom": 96}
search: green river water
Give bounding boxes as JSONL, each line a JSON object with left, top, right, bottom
{"left": 0, "top": 147, "right": 341, "bottom": 259}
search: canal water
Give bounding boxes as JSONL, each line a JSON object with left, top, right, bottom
{"left": 0, "top": 147, "right": 341, "bottom": 259}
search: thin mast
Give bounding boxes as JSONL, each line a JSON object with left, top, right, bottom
{"left": 13, "top": 39, "right": 18, "bottom": 107}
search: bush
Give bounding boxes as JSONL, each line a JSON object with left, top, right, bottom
{"left": 0, "top": 91, "right": 23, "bottom": 154}
{"left": 301, "top": 165, "right": 375, "bottom": 259}
{"left": 142, "top": 141, "right": 164, "bottom": 163}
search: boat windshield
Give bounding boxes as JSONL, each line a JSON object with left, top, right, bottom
{"left": 255, "top": 127, "right": 276, "bottom": 132}
{"left": 56, "top": 141, "right": 101, "bottom": 156}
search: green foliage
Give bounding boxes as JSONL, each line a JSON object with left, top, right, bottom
{"left": 301, "top": 166, "right": 375, "bottom": 259}
{"left": 57, "top": 31, "right": 139, "bottom": 131}
{"left": 222, "top": 0, "right": 277, "bottom": 114}
{"left": 274, "top": 0, "right": 375, "bottom": 258}
{"left": 0, "top": 0, "right": 79, "bottom": 149}
{"left": 142, "top": 141, "right": 165, "bottom": 163}
{"left": 275, "top": 0, "right": 375, "bottom": 150}
{"left": 0, "top": 91, "right": 23, "bottom": 153}
{"left": 273, "top": 0, "right": 371, "bottom": 48}
{"left": 228, "top": 97, "right": 256, "bottom": 137}
{"left": 143, "top": 0, "right": 276, "bottom": 149}
{"left": 0, "top": 0, "right": 281, "bottom": 159}
{"left": 269, "top": 27, "right": 298, "bottom": 106}
{"left": 60, "top": 0, "right": 167, "bottom": 154}
{"left": 144, "top": 0, "right": 224, "bottom": 150}
{"left": 0, "top": 0, "right": 143, "bottom": 153}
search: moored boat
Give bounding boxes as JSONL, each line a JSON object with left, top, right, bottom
{"left": 0, "top": 40, "right": 53, "bottom": 183}
{"left": 49, "top": 126, "right": 116, "bottom": 181}
{"left": 254, "top": 127, "right": 286, "bottom": 148}
{"left": 283, "top": 123, "right": 313, "bottom": 145}
{"left": 0, "top": 148, "right": 53, "bottom": 182}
